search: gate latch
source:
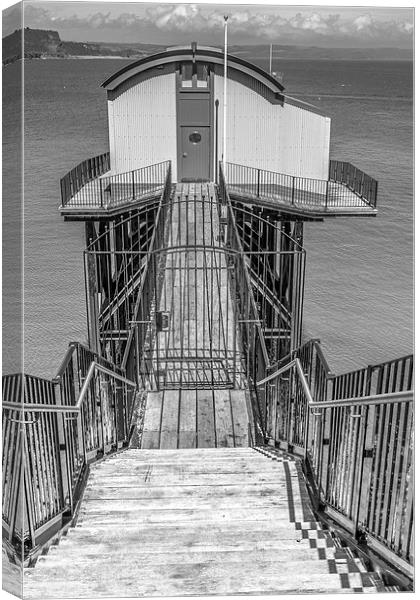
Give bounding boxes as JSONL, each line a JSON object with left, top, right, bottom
{"left": 156, "top": 312, "right": 170, "bottom": 332}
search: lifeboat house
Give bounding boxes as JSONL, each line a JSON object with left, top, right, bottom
{"left": 3, "top": 44, "right": 413, "bottom": 598}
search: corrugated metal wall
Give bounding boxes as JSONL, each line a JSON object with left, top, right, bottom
{"left": 214, "top": 74, "right": 330, "bottom": 180}
{"left": 108, "top": 72, "right": 177, "bottom": 175}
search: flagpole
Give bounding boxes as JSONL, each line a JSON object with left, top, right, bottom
{"left": 269, "top": 43, "right": 273, "bottom": 74}
{"left": 223, "top": 15, "right": 228, "bottom": 171}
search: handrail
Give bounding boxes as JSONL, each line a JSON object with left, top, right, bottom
{"left": 2, "top": 343, "right": 138, "bottom": 557}
{"left": 256, "top": 360, "right": 295, "bottom": 386}
{"left": 257, "top": 345, "right": 414, "bottom": 571}
{"left": 223, "top": 161, "right": 378, "bottom": 212}
{"left": 309, "top": 389, "right": 412, "bottom": 409}
{"left": 257, "top": 360, "right": 412, "bottom": 408}
{"left": 3, "top": 363, "right": 136, "bottom": 413}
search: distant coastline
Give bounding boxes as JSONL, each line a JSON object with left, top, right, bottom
{"left": 2, "top": 28, "right": 413, "bottom": 66}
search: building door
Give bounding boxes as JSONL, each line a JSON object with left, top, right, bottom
{"left": 177, "top": 62, "right": 213, "bottom": 182}
{"left": 180, "top": 126, "right": 210, "bottom": 181}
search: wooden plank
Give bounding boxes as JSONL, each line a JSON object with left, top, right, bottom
{"left": 214, "top": 390, "right": 234, "bottom": 448}
{"left": 230, "top": 390, "right": 250, "bottom": 448}
{"left": 160, "top": 390, "right": 180, "bottom": 449}
{"left": 141, "top": 392, "right": 163, "bottom": 450}
{"left": 178, "top": 390, "right": 197, "bottom": 449}
{"left": 141, "top": 431, "right": 160, "bottom": 450}
{"left": 83, "top": 482, "right": 289, "bottom": 501}
{"left": 142, "top": 392, "right": 163, "bottom": 431}
{"left": 196, "top": 390, "right": 215, "bottom": 448}
{"left": 24, "top": 562, "right": 364, "bottom": 598}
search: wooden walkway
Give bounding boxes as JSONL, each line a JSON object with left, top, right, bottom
{"left": 138, "top": 389, "right": 252, "bottom": 449}
{"left": 24, "top": 447, "right": 388, "bottom": 597}
{"left": 152, "top": 183, "right": 244, "bottom": 388}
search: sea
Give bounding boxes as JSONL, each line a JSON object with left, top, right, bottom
{"left": 2, "top": 57, "right": 413, "bottom": 378}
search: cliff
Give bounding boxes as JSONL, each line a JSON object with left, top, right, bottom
{"left": 2, "top": 28, "right": 151, "bottom": 65}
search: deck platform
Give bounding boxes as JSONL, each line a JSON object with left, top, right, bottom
{"left": 137, "top": 388, "right": 252, "bottom": 449}
{"left": 59, "top": 170, "right": 166, "bottom": 220}
{"left": 228, "top": 182, "right": 378, "bottom": 218}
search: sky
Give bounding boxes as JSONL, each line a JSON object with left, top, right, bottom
{"left": 1, "top": 1, "right": 415, "bottom": 48}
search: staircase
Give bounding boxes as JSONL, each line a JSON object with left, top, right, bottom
{"left": 24, "top": 447, "right": 390, "bottom": 597}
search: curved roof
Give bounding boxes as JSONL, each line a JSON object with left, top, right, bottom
{"left": 101, "top": 45, "right": 285, "bottom": 95}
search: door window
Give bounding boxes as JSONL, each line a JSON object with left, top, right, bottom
{"left": 189, "top": 132, "right": 202, "bottom": 144}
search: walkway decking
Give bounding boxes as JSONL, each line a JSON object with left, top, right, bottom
{"left": 137, "top": 389, "right": 251, "bottom": 449}
{"left": 152, "top": 183, "right": 244, "bottom": 389}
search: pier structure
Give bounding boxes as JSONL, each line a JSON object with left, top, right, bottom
{"left": 2, "top": 45, "right": 413, "bottom": 597}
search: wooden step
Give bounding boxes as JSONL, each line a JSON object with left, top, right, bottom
{"left": 24, "top": 445, "right": 386, "bottom": 597}
{"left": 24, "top": 565, "right": 381, "bottom": 598}
{"left": 42, "top": 541, "right": 340, "bottom": 562}
{"left": 82, "top": 482, "right": 291, "bottom": 500}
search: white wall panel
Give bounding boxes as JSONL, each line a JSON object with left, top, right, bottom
{"left": 108, "top": 73, "right": 177, "bottom": 176}
{"left": 214, "top": 75, "right": 330, "bottom": 180}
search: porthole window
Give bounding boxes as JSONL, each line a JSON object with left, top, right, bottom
{"left": 189, "top": 132, "right": 202, "bottom": 144}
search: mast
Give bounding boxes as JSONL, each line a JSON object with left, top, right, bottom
{"left": 223, "top": 15, "right": 228, "bottom": 170}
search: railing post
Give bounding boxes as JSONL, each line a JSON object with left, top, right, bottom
{"left": 291, "top": 176, "right": 295, "bottom": 205}
{"left": 325, "top": 179, "right": 329, "bottom": 210}
{"left": 132, "top": 169, "right": 135, "bottom": 201}
{"left": 100, "top": 178, "right": 104, "bottom": 208}
{"left": 304, "top": 402, "right": 311, "bottom": 465}
{"left": 352, "top": 403, "right": 372, "bottom": 543}
{"left": 54, "top": 382, "right": 73, "bottom": 516}
{"left": 352, "top": 364, "right": 374, "bottom": 540}
{"left": 257, "top": 168, "right": 261, "bottom": 198}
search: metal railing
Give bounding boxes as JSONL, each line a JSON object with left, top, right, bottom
{"left": 60, "top": 159, "right": 170, "bottom": 210}
{"left": 257, "top": 342, "right": 413, "bottom": 571}
{"left": 84, "top": 169, "right": 304, "bottom": 392}
{"left": 219, "top": 163, "right": 305, "bottom": 368}
{"left": 329, "top": 160, "right": 378, "bottom": 208}
{"left": 2, "top": 343, "right": 137, "bottom": 556}
{"left": 84, "top": 164, "right": 172, "bottom": 385}
{"left": 60, "top": 152, "right": 110, "bottom": 206}
{"left": 295, "top": 339, "right": 413, "bottom": 403}
{"left": 223, "top": 161, "right": 378, "bottom": 212}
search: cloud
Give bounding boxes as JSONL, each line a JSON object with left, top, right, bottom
{"left": 3, "top": 3, "right": 414, "bottom": 48}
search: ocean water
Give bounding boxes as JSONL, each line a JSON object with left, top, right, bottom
{"left": 2, "top": 58, "right": 413, "bottom": 378}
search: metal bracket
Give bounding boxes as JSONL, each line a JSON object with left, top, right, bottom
{"left": 8, "top": 416, "right": 40, "bottom": 425}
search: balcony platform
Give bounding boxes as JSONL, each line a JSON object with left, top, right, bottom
{"left": 226, "top": 182, "right": 378, "bottom": 220}
{"left": 223, "top": 161, "right": 378, "bottom": 219}
{"left": 59, "top": 177, "right": 164, "bottom": 220}
{"left": 59, "top": 159, "right": 171, "bottom": 221}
